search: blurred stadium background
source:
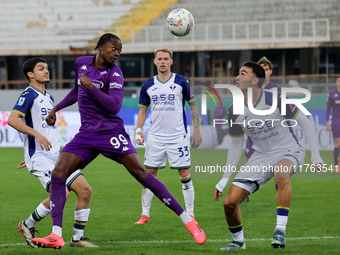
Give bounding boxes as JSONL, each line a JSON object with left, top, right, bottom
{"left": 0, "top": 0, "right": 338, "bottom": 150}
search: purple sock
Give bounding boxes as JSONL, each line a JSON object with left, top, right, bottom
{"left": 142, "top": 173, "right": 184, "bottom": 216}
{"left": 334, "top": 148, "right": 339, "bottom": 165}
{"left": 50, "top": 176, "right": 66, "bottom": 228}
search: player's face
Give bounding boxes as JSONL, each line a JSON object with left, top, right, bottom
{"left": 260, "top": 64, "right": 272, "bottom": 79}
{"left": 154, "top": 51, "right": 173, "bottom": 74}
{"left": 235, "top": 66, "right": 257, "bottom": 91}
{"left": 100, "top": 39, "right": 122, "bottom": 65}
{"left": 336, "top": 78, "right": 340, "bottom": 90}
{"left": 29, "top": 62, "right": 50, "bottom": 84}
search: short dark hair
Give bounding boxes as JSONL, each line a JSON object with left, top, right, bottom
{"left": 242, "top": 61, "right": 266, "bottom": 88}
{"left": 94, "top": 33, "right": 121, "bottom": 50}
{"left": 22, "top": 57, "right": 47, "bottom": 81}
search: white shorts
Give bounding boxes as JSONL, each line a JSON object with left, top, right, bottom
{"left": 144, "top": 140, "right": 191, "bottom": 169}
{"left": 27, "top": 153, "right": 83, "bottom": 191}
{"left": 232, "top": 147, "right": 305, "bottom": 194}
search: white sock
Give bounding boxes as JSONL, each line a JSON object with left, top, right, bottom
{"left": 179, "top": 211, "right": 192, "bottom": 225}
{"left": 231, "top": 229, "right": 244, "bottom": 243}
{"left": 180, "top": 175, "right": 195, "bottom": 216}
{"left": 275, "top": 215, "right": 288, "bottom": 234}
{"left": 25, "top": 203, "right": 51, "bottom": 228}
{"left": 73, "top": 208, "right": 90, "bottom": 241}
{"left": 141, "top": 187, "right": 154, "bottom": 217}
{"left": 52, "top": 226, "right": 62, "bottom": 237}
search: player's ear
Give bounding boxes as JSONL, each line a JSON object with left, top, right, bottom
{"left": 170, "top": 58, "right": 173, "bottom": 66}
{"left": 153, "top": 58, "right": 157, "bottom": 65}
{"left": 252, "top": 77, "right": 259, "bottom": 86}
{"left": 27, "top": 71, "right": 34, "bottom": 80}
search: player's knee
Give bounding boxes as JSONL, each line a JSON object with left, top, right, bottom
{"left": 223, "top": 199, "right": 238, "bottom": 214}
{"left": 275, "top": 177, "right": 290, "bottom": 187}
{"left": 78, "top": 185, "right": 92, "bottom": 201}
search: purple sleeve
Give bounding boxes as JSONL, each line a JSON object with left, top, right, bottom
{"left": 90, "top": 85, "right": 123, "bottom": 115}
{"left": 55, "top": 86, "right": 78, "bottom": 111}
{"left": 326, "top": 93, "right": 332, "bottom": 122}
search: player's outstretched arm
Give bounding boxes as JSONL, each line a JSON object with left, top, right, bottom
{"left": 8, "top": 111, "right": 52, "bottom": 151}
{"left": 189, "top": 100, "right": 202, "bottom": 147}
{"left": 215, "top": 136, "right": 243, "bottom": 200}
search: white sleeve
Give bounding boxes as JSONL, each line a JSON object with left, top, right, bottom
{"left": 295, "top": 113, "right": 324, "bottom": 165}
{"left": 215, "top": 136, "right": 244, "bottom": 192}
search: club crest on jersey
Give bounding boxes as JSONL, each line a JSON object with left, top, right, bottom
{"left": 170, "top": 85, "right": 176, "bottom": 91}
{"left": 100, "top": 71, "right": 107, "bottom": 75}
{"left": 17, "top": 97, "right": 25, "bottom": 106}
{"left": 92, "top": 80, "right": 104, "bottom": 89}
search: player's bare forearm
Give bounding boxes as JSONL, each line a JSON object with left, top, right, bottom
{"left": 189, "top": 100, "right": 200, "bottom": 129}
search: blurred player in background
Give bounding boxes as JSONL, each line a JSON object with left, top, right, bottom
{"left": 214, "top": 61, "right": 323, "bottom": 250}
{"left": 134, "top": 48, "right": 202, "bottom": 224}
{"left": 7, "top": 57, "right": 97, "bottom": 248}
{"left": 326, "top": 76, "right": 340, "bottom": 171}
{"left": 32, "top": 34, "right": 205, "bottom": 249}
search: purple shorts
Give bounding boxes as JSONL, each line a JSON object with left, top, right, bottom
{"left": 332, "top": 121, "right": 340, "bottom": 138}
{"left": 61, "top": 129, "right": 137, "bottom": 168}
{"left": 244, "top": 137, "right": 255, "bottom": 158}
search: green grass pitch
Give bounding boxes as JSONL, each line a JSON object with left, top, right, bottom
{"left": 0, "top": 148, "right": 339, "bottom": 254}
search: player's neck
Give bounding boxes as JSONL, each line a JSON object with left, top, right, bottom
{"left": 262, "top": 79, "right": 270, "bottom": 88}
{"left": 157, "top": 71, "right": 172, "bottom": 83}
{"left": 29, "top": 82, "right": 45, "bottom": 94}
{"left": 244, "top": 87, "right": 261, "bottom": 105}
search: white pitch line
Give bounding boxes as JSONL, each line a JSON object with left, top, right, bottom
{"left": 1, "top": 236, "right": 339, "bottom": 247}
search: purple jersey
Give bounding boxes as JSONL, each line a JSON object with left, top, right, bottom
{"left": 264, "top": 81, "right": 281, "bottom": 91}
{"left": 56, "top": 56, "right": 125, "bottom": 132}
{"left": 326, "top": 89, "right": 340, "bottom": 123}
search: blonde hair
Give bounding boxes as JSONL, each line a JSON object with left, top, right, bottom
{"left": 257, "top": 56, "right": 273, "bottom": 70}
{"left": 154, "top": 48, "right": 173, "bottom": 59}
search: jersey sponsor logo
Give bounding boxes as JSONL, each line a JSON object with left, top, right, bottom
{"left": 100, "top": 70, "right": 107, "bottom": 75}
{"left": 17, "top": 97, "right": 25, "bottom": 106}
{"left": 113, "top": 72, "right": 121, "bottom": 77}
{"left": 110, "top": 82, "right": 123, "bottom": 89}
{"left": 81, "top": 65, "right": 87, "bottom": 70}
{"left": 92, "top": 80, "right": 104, "bottom": 89}
{"left": 122, "top": 146, "right": 130, "bottom": 152}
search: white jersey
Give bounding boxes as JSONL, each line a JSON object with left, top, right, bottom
{"left": 228, "top": 89, "right": 301, "bottom": 153}
{"left": 139, "top": 73, "right": 194, "bottom": 143}
{"left": 12, "top": 86, "right": 59, "bottom": 171}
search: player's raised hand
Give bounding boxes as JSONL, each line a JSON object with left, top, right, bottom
{"left": 80, "top": 73, "right": 94, "bottom": 90}
{"left": 35, "top": 133, "right": 52, "bottom": 151}
{"left": 214, "top": 188, "right": 223, "bottom": 201}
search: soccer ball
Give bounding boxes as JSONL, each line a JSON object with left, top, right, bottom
{"left": 167, "top": 8, "right": 194, "bottom": 37}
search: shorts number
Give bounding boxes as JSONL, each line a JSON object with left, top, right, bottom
{"left": 178, "top": 146, "right": 189, "bottom": 158}
{"left": 110, "top": 134, "right": 129, "bottom": 149}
